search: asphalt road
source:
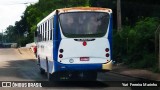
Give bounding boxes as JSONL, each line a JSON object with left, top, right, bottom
{"left": 0, "top": 48, "right": 159, "bottom": 90}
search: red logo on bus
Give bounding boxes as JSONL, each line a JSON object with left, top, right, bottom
{"left": 83, "top": 41, "right": 87, "bottom": 46}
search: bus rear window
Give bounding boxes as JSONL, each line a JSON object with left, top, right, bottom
{"left": 59, "top": 12, "right": 110, "bottom": 38}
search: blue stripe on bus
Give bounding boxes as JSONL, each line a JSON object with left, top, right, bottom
{"left": 108, "top": 14, "right": 113, "bottom": 60}
{"left": 53, "top": 14, "right": 62, "bottom": 72}
{"left": 54, "top": 63, "right": 102, "bottom": 71}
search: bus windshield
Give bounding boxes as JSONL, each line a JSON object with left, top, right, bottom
{"left": 59, "top": 12, "right": 110, "bottom": 38}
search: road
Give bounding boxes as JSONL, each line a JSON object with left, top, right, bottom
{"left": 0, "top": 48, "right": 159, "bottom": 90}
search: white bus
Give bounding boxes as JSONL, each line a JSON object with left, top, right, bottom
{"left": 35, "top": 7, "right": 113, "bottom": 81}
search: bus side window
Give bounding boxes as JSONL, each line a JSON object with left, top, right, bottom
{"left": 52, "top": 18, "right": 54, "bottom": 40}
{"left": 47, "top": 20, "right": 50, "bottom": 40}
{"left": 40, "top": 25, "right": 42, "bottom": 41}
{"left": 45, "top": 21, "right": 47, "bottom": 41}
{"left": 46, "top": 21, "right": 48, "bottom": 41}
{"left": 41, "top": 25, "right": 43, "bottom": 41}
{"left": 37, "top": 30, "right": 39, "bottom": 42}
{"left": 46, "top": 22, "right": 48, "bottom": 41}
{"left": 50, "top": 18, "right": 53, "bottom": 40}
{"left": 42, "top": 24, "right": 44, "bottom": 41}
{"left": 50, "top": 29, "right": 52, "bottom": 40}
{"left": 45, "top": 22, "right": 47, "bottom": 41}
{"left": 37, "top": 27, "right": 40, "bottom": 42}
{"left": 43, "top": 23, "right": 45, "bottom": 41}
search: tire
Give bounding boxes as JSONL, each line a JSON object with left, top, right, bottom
{"left": 46, "top": 58, "right": 54, "bottom": 81}
{"left": 40, "top": 68, "right": 45, "bottom": 75}
{"left": 38, "top": 57, "right": 45, "bottom": 74}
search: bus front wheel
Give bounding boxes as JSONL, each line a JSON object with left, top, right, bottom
{"left": 46, "top": 59, "right": 58, "bottom": 81}
{"left": 38, "top": 57, "right": 45, "bottom": 74}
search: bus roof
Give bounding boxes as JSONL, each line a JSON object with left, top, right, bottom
{"left": 37, "top": 7, "right": 112, "bottom": 26}
{"left": 58, "top": 7, "right": 112, "bottom": 12}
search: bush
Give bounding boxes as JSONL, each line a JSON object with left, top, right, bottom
{"left": 113, "top": 17, "right": 160, "bottom": 70}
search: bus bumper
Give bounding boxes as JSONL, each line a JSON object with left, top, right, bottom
{"left": 54, "top": 60, "right": 113, "bottom": 72}
{"left": 102, "top": 60, "right": 113, "bottom": 70}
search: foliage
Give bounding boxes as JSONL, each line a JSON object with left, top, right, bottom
{"left": 5, "top": 0, "right": 90, "bottom": 46}
{"left": 3, "top": 0, "right": 160, "bottom": 71}
{"left": 113, "top": 17, "right": 160, "bottom": 70}
{"left": 5, "top": 0, "right": 160, "bottom": 46}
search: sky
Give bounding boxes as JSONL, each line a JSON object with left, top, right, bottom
{"left": 0, "top": 0, "right": 38, "bottom": 33}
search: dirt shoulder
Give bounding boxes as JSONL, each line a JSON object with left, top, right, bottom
{"left": 112, "top": 64, "right": 160, "bottom": 81}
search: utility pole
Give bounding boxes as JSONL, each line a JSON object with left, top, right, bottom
{"left": 155, "top": 25, "right": 160, "bottom": 70}
{"left": 2, "top": 30, "right": 3, "bottom": 44}
{"left": 159, "top": 33, "right": 160, "bottom": 69}
{"left": 117, "top": 0, "right": 122, "bottom": 31}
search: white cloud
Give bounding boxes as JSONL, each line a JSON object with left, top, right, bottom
{"left": 0, "top": 0, "right": 38, "bottom": 32}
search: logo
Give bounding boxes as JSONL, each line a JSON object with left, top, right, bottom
{"left": 2, "top": 82, "right": 11, "bottom": 87}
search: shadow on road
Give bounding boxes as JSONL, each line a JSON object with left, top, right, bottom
{"left": 0, "top": 58, "right": 159, "bottom": 89}
{"left": 0, "top": 59, "right": 46, "bottom": 81}
{"left": 0, "top": 58, "right": 109, "bottom": 89}
{"left": 131, "top": 87, "right": 159, "bottom": 90}
{"left": 42, "top": 81, "right": 108, "bottom": 89}
{"left": 0, "top": 58, "right": 108, "bottom": 88}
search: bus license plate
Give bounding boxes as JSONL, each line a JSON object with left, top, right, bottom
{"left": 80, "top": 57, "right": 89, "bottom": 61}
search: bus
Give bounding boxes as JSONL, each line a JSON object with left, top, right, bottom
{"left": 35, "top": 7, "right": 113, "bottom": 81}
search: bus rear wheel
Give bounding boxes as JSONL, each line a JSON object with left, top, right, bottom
{"left": 46, "top": 59, "right": 58, "bottom": 81}
{"left": 40, "top": 68, "right": 45, "bottom": 74}
{"left": 46, "top": 59, "right": 52, "bottom": 81}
